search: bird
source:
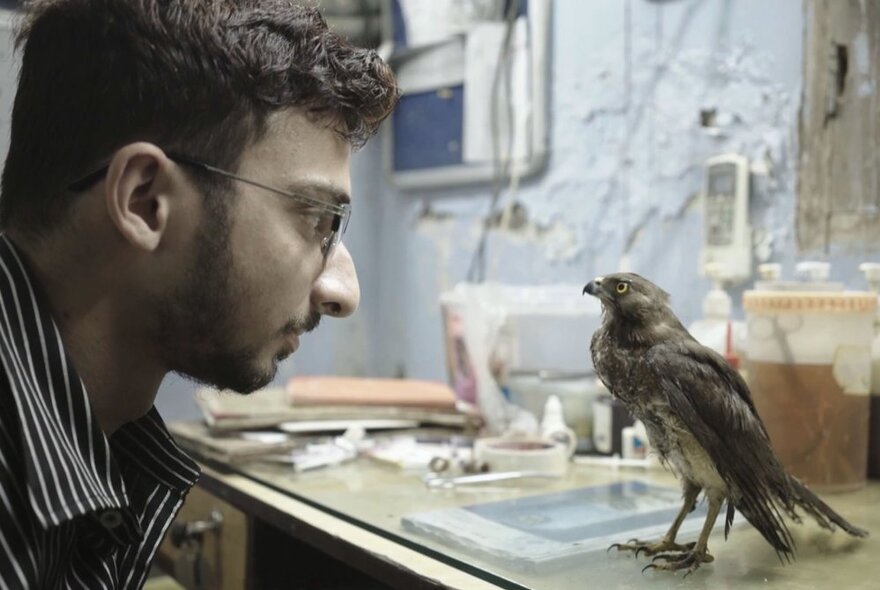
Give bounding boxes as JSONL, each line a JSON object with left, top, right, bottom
{"left": 583, "top": 272, "right": 867, "bottom": 575}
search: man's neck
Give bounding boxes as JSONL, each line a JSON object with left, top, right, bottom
{"left": 9, "top": 234, "right": 165, "bottom": 434}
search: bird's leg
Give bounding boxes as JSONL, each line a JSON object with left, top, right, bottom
{"left": 608, "top": 483, "right": 700, "bottom": 558}
{"left": 645, "top": 494, "right": 722, "bottom": 576}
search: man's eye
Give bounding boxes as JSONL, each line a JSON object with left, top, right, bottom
{"left": 295, "top": 209, "right": 332, "bottom": 241}
{"left": 311, "top": 212, "right": 334, "bottom": 235}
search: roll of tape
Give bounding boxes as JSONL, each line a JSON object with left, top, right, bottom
{"left": 474, "top": 437, "right": 569, "bottom": 476}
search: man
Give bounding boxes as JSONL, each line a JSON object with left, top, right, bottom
{"left": 0, "top": 0, "right": 398, "bottom": 587}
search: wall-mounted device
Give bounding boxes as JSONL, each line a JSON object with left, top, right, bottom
{"left": 699, "top": 154, "right": 752, "bottom": 284}
{"left": 384, "top": 0, "right": 551, "bottom": 189}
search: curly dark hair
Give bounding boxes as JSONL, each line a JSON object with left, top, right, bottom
{"left": 0, "top": 0, "right": 399, "bottom": 238}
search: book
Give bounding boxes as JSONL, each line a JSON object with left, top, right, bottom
{"left": 195, "top": 387, "right": 297, "bottom": 430}
{"left": 286, "top": 376, "right": 458, "bottom": 409}
{"left": 168, "top": 421, "right": 298, "bottom": 464}
{"left": 195, "top": 385, "right": 477, "bottom": 433}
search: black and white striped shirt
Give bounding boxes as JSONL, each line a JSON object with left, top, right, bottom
{"left": 0, "top": 235, "right": 200, "bottom": 589}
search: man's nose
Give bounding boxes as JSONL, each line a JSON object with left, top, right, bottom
{"left": 311, "top": 243, "right": 359, "bottom": 317}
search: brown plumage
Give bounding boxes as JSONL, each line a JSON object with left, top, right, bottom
{"left": 584, "top": 272, "right": 867, "bottom": 575}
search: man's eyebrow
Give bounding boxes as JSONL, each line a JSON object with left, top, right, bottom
{"left": 285, "top": 181, "right": 351, "bottom": 206}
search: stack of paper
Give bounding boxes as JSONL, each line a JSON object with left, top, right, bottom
{"left": 285, "top": 377, "right": 480, "bottom": 430}
{"left": 168, "top": 421, "right": 297, "bottom": 465}
{"left": 195, "top": 378, "right": 480, "bottom": 434}
{"left": 195, "top": 387, "right": 302, "bottom": 431}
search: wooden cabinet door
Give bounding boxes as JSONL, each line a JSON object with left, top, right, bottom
{"left": 157, "top": 484, "right": 248, "bottom": 590}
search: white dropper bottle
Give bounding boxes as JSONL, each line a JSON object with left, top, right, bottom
{"left": 540, "top": 395, "right": 577, "bottom": 457}
{"left": 688, "top": 262, "right": 732, "bottom": 355}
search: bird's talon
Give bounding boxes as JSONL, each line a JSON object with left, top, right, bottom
{"left": 641, "top": 563, "right": 658, "bottom": 575}
{"left": 607, "top": 537, "right": 699, "bottom": 562}
{"left": 644, "top": 549, "right": 713, "bottom": 575}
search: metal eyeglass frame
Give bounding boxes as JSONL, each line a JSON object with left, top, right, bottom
{"left": 66, "top": 152, "right": 351, "bottom": 257}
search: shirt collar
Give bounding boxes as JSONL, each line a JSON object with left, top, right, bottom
{"left": 0, "top": 235, "right": 198, "bottom": 536}
{"left": 112, "top": 407, "right": 200, "bottom": 493}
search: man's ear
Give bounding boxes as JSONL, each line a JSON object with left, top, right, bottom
{"left": 103, "top": 143, "right": 174, "bottom": 251}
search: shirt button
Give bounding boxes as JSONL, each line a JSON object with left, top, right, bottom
{"left": 98, "top": 509, "right": 123, "bottom": 530}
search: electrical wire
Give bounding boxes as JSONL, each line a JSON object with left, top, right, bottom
{"left": 466, "top": 0, "right": 521, "bottom": 283}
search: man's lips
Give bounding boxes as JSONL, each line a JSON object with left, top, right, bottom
{"left": 285, "top": 332, "right": 300, "bottom": 353}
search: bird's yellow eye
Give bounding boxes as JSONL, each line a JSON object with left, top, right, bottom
{"left": 616, "top": 282, "right": 629, "bottom": 294}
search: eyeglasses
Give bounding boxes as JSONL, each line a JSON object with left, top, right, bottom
{"left": 67, "top": 153, "right": 351, "bottom": 258}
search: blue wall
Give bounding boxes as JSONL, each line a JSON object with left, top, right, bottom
{"left": 367, "top": 0, "right": 808, "bottom": 384}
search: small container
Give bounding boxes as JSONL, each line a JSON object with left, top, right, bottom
{"left": 858, "top": 262, "right": 880, "bottom": 479}
{"left": 743, "top": 289, "right": 876, "bottom": 491}
{"left": 439, "top": 283, "right": 601, "bottom": 433}
{"left": 540, "top": 395, "right": 578, "bottom": 457}
{"left": 621, "top": 420, "right": 649, "bottom": 460}
{"left": 506, "top": 369, "right": 599, "bottom": 452}
{"left": 755, "top": 261, "right": 845, "bottom": 292}
{"left": 591, "top": 394, "right": 635, "bottom": 456}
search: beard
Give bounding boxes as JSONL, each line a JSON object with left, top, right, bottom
{"left": 157, "top": 198, "right": 320, "bottom": 393}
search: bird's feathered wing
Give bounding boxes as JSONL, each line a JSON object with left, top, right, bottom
{"left": 646, "top": 339, "right": 800, "bottom": 560}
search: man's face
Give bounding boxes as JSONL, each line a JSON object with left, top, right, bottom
{"left": 158, "top": 110, "right": 358, "bottom": 392}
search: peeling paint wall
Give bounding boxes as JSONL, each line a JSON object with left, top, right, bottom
{"left": 373, "top": 0, "right": 809, "bottom": 383}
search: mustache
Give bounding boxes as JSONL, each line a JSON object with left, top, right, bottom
{"left": 283, "top": 311, "right": 321, "bottom": 336}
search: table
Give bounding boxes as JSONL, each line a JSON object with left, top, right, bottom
{"left": 160, "top": 424, "right": 880, "bottom": 590}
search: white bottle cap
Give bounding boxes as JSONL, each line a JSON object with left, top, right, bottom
{"left": 702, "top": 288, "right": 732, "bottom": 318}
{"left": 860, "top": 263, "right": 880, "bottom": 291}
{"left": 704, "top": 261, "right": 723, "bottom": 281}
{"left": 540, "top": 395, "right": 576, "bottom": 457}
{"left": 757, "top": 263, "right": 782, "bottom": 280}
{"left": 541, "top": 395, "right": 566, "bottom": 434}
{"left": 795, "top": 261, "right": 830, "bottom": 282}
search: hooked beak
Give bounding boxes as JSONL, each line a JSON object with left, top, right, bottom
{"left": 583, "top": 279, "right": 603, "bottom": 296}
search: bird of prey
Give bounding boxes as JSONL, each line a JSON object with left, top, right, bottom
{"left": 583, "top": 272, "right": 867, "bottom": 575}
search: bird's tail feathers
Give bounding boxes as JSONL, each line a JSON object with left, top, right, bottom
{"left": 786, "top": 475, "right": 868, "bottom": 538}
{"left": 724, "top": 502, "right": 735, "bottom": 539}
{"left": 736, "top": 493, "right": 796, "bottom": 562}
